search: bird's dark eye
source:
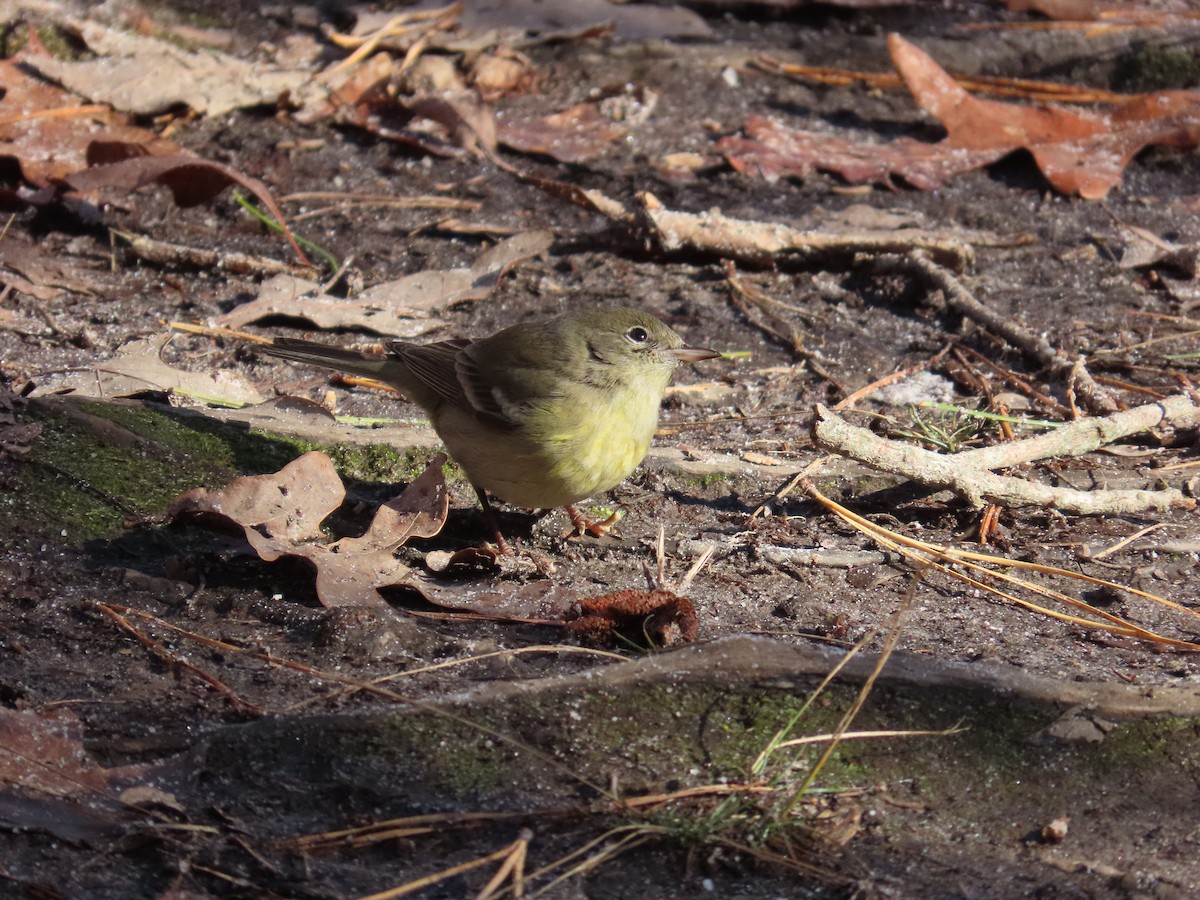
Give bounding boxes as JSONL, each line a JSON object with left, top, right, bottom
{"left": 626, "top": 326, "right": 649, "bottom": 344}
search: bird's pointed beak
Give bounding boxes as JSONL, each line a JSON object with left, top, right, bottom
{"left": 672, "top": 345, "right": 722, "bottom": 364}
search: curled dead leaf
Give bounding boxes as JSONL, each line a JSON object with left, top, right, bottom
{"left": 165, "top": 451, "right": 449, "bottom": 607}
{"left": 65, "top": 145, "right": 308, "bottom": 264}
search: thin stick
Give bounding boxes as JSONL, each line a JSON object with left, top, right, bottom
{"left": 864, "top": 251, "right": 1118, "bottom": 415}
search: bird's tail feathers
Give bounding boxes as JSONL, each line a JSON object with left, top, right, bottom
{"left": 260, "top": 338, "right": 392, "bottom": 380}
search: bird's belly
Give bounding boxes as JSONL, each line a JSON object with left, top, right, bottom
{"left": 434, "top": 398, "right": 658, "bottom": 509}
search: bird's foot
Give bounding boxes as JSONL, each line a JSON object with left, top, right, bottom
{"left": 565, "top": 504, "right": 625, "bottom": 539}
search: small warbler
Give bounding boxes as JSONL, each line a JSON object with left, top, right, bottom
{"left": 262, "top": 308, "right": 719, "bottom": 542}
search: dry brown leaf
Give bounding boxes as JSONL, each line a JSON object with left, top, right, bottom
{"left": 0, "top": 707, "right": 178, "bottom": 843}
{"left": 294, "top": 52, "right": 395, "bottom": 125}
{"left": 498, "top": 86, "right": 657, "bottom": 163}
{"left": 330, "top": 60, "right": 652, "bottom": 163}
{"left": 497, "top": 104, "right": 622, "bottom": 163}
{"left": 404, "top": 92, "right": 499, "bottom": 156}
{"left": 0, "top": 233, "right": 99, "bottom": 298}
{"left": 892, "top": 35, "right": 1200, "bottom": 199}
{"left": 65, "top": 145, "right": 307, "bottom": 263}
{"left": 24, "top": 19, "right": 311, "bottom": 117}
{"left": 720, "top": 33, "right": 1200, "bottom": 199}
{"left": 1114, "top": 225, "right": 1200, "bottom": 277}
{"left": 411, "top": 577, "right": 583, "bottom": 620}
{"left": 0, "top": 55, "right": 177, "bottom": 188}
{"left": 516, "top": 172, "right": 633, "bottom": 222}
{"left": 219, "top": 274, "right": 448, "bottom": 336}
{"left": 333, "top": 79, "right": 500, "bottom": 158}
{"left": 220, "top": 230, "right": 552, "bottom": 331}
{"left": 719, "top": 114, "right": 991, "bottom": 190}
{"left": 0, "top": 707, "right": 114, "bottom": 797}
{"left": 166, "top": 451, "right": 449, "bottom": 608}
{"left": 27, "top": 333, "right": 266, "bottom": 404}
{"left": 398, "top": 580, "right": 699, "bottom": 646}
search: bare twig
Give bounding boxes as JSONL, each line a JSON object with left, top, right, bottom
{"left": 863, "top": 252, "right": 1118, "bottom": 414}
{"left": 812, "top": 404, "right": 1195, "bottom": 515}
{"left": 114, "top": 230, "right": 314, "bottom": 277}
{"left": 639, "top": 193, "right": 975, "bottom": 272}
{"left": 954, "top": 393, "right": 1200, "bottom": 470}
{"left": 94, "top": 603, "right": 261, "bottom": 712}
{"left": 724, "top": 261, "right": 846, "bottom": 392}
{"left": 358, "top": 835, "right": 522, "bottom": 900}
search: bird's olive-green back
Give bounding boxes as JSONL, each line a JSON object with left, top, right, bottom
{"left": 391, "top": 308, "right": 686, "bottom": 427}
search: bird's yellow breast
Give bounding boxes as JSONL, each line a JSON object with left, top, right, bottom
{"left": 434, "top": 378, "right": 666, "bottom": 510}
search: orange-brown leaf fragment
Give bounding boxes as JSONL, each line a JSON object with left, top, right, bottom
{"left": 498, "top": 85, "right": 657, "bottom": 164}
{"left": 0, "top": 707, "right": 179, "bottom": 843}
{"left": 719, "top": 33, "right": 1200, "bottom": 199}
{"left": 718, "top": 114, "right": 1001, "bottom": 190}
{"left": 566, "top": 588, "right": 698, "bottom": 649}
{"left": 0, "top": 56, "right": 176, "bottom": 188}
{"left": 890, "top": 33, "right": 1200, "bottom": 199}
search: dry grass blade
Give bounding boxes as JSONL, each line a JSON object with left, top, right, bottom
{"left": 356, "top": 835, "right": 522, "bottom": 900}
{"left": 524, "top": 827, "right": 659, "bottom": 899}
{"left": 781, "top": 572, "right": 918, "bottom": 817}
{"left": 755, "top": 56, "right": 1138, "bottom": 104}
{"left": 1087, "top": 523, "right": 1167, "bottom": 559}
{"left": 710, "top": 834, "right": 847, "bottom": 881}
{"left": 323, "top": 3, "right": 460, "bottom": 75}
{"left": 611, "top": 782, "right": 776, "bottom": 812}
{"left": 476, "top": 829, "right": 530, "bottom": 899}
{"left": 774, "top": 726, "right": 964, "bottom": 750}
{"left": 798, "top": 480, "right": 1200, "bottom": 649}
{"left": 282, "top": 810, "right": 533, "bottom": 852}
{"left": 170, "top": 320, "right": 271, "bottom": 344}
{"left": 751, "top": 618, "right": 882, "bottom": 778}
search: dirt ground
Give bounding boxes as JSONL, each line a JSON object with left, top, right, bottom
{"left": 3, "top": 1, "right": 1200, "bottom": 897}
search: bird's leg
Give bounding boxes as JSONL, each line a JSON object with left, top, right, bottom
{"left": 565, "top": 504, "right": 625, "bottom": 538}
{"left": 473, "top": 486, "right": 512, "bottom": 555}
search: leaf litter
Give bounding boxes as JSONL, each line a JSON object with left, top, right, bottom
{"left": 0, "top": 706, "right": 193, "bottom": 843}
{"left": 165, "top": 450, "right": 446, "bottom": 608}
{"left": 7, "top": 3, "right": 1200, "bottom": 897}
{"left": 26, "top": 333, "right": 267, "bottom": 404}
{"left": 218, "top": 229, "right": 552, "bottom": 332}
{"left": 0, "top": 52, "right": 177, "bottom": 188}
{"left": 23, "top": 18, "right": 313, "bottom": 117}
{"left": 162, "top": 450, "right": 700, "bottom": 647}
{"left": 721, "top": 33, "right": 1200, "bottom": 198}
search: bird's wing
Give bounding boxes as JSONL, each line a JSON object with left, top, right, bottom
{"left": 388, "top": 339, "right": 472, "bottom": 406}
{"left": 390, "top": 338, "right": 521, "bottom": 427}
{"left": 453, "top": 350, "right": 523, "bottom": 426}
